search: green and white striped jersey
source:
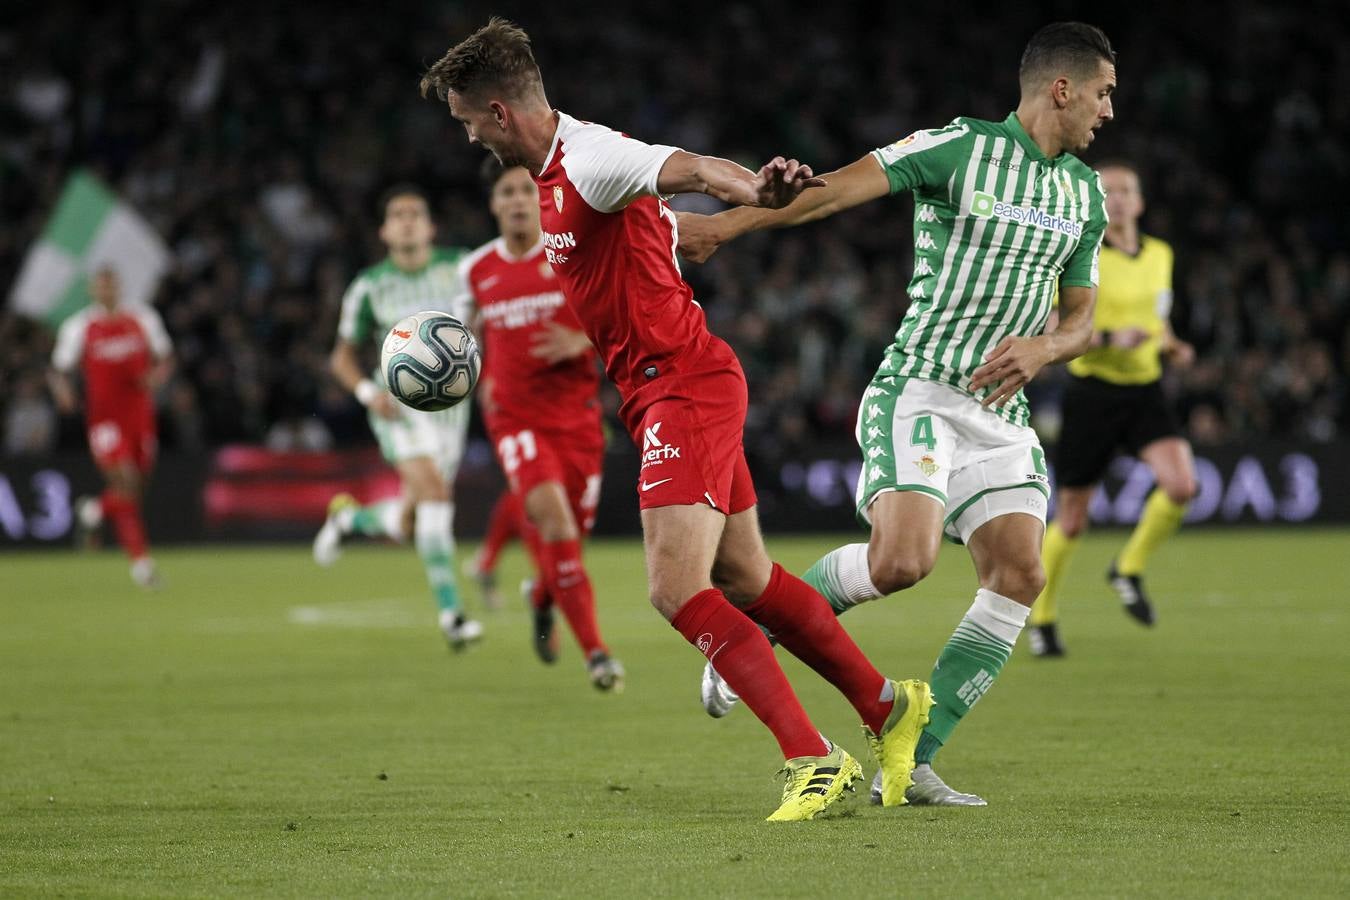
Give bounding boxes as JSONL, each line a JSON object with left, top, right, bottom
{"left": 337, "top": 247, "right": 471, "bottom": 346}
{"left": 871, "top": 112, "right": 1107, "bottom": 426}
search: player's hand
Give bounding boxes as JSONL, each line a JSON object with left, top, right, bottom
{"left": 675, "top": 211, "right": 725, "bottom": 263}
{"left": 752, "top": 157, "right": 827, "bottom": 209}
{"left": 1109, "top": 327, "right": 1151, "bottom": 350}
{"left": 969, "top": 336, "right": 1054, "bottom": 409}
{"left": 529, "top": 321, "right": 591, "bottom": 364}
{"left": 1165, "top": 339, "right": 1196, "bottom": 368}
{"left": 478, "top": 376, "right": 496, "bottom": 416}
{"left": 52, "top": 385, "right": 78, "bottom": 415}
{"left": 369, "top": 392, "right": 401, "bottom": 420}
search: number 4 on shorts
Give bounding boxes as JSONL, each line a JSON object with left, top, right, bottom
{"left": 910, "top": 415, "right": 937, "bottom": 451}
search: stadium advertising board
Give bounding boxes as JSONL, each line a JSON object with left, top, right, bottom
{"left": 0, "top": 441, "right": 1343, "bottom": 546}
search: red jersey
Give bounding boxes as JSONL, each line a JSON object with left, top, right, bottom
{"left": 458, "top": 236, "right": 601, "bottom": 429}
{"left": 533, "top": 113, "right": 733, "bottom": 412}
{"left": 51, "top": 304, "right": 171, "bottom": 422}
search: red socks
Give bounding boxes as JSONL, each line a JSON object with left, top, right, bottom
{"left": 672, "top": 589, "right": 827, "bottom": 760}
{"left": 478, "top": 492, "right": 520, "bottom": 574}
{"left": 100, "top": 489, "right": 148, "bottom": 560}
{"left": 744, "top": 564, "right": 893, "bottom": 734}
{"left": 536, "top": 537, "right": 606, "bottom": 657}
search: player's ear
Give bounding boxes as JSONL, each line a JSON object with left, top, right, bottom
{"left": 1051, "top": 76, "right": 1071, "bottom": 109}
{"left": 489, "top": 99, "right": 509, "bottom": 132}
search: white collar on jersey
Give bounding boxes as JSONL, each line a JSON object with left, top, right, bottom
{"left": 538, "top": 110, "right": 574, "bottom": 172}
{"left": 493, "top": 235, "right": 545, "bottom": 262}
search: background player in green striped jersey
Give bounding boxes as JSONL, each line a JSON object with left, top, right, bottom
{"left": 680, "top": 22, "right": 1115, "bottom": 805}
{"left": 312, "top": 187, "right": 481, "bottom": 650}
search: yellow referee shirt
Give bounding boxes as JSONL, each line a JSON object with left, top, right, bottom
{"left": 1068, "top": 234, "right": 1173, "bottom": 385}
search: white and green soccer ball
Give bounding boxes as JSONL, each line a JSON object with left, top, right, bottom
{"left": 380, "top": 311, "right": 481, "bottom": 411}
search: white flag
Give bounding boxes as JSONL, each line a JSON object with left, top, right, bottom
{"left": 9, "top": 170, "right": 170, "bottom": 327}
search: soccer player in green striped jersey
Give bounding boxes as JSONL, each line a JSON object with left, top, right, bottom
{"left": 681, "top": 22, "right": 1115, "bottom": 805}
{"left": 312, "top": 186, "right": 482, "bottom": 650}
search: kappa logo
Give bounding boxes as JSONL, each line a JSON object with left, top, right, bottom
{"left": 553, "top": 186, "right": 564, "bottom": 213}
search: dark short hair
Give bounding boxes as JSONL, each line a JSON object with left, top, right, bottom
{"left": 479, "top": 155, "right": 506, "bottom": 191}
{"left": 379, "top": 184, "right": 429, "bottom": 219}
{"left": 1019, "top": 22, "right": 1116, "bottom": 88}
{"left": 479, "top": 155, "right": 531, "bottom": 193}
{"left": 420, "top": 17, "right": 543, "bottom": 102}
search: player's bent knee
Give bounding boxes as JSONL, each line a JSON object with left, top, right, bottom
{"left": 1057, "top": 513, "right": 1089, "bottom": 539}
{"left": 1161, "top": 476, "right": 1198, "bottom": 505}
{"left": 710, "top": 565, "right": 759, "bottom": 607}
{"left": 986, "top": 561, "right": 1045, "bottom": 604}
{"left": 868, "top": 554, "right": 933, "bottom": 594}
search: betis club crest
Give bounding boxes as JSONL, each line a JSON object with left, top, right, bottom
{"left": 915, "top": 455, "right": 940, "bottom": 477}
{"left": 553, "top": 186, "right": 564, "bottom": 212}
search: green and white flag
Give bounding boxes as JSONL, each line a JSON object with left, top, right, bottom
{"left": 9, "top": 169, "right": 170, "bottom": 328}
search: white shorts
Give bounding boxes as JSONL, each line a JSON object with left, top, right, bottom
{"left": 368, "top": 401, "right": 470, "bottom": 482}
{"left": 855, "top": 377, "right": 1048, "bottom": 544}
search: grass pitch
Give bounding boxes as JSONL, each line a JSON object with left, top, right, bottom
{"left": 2, "top": 530, "right": 1348, "bottom": 898}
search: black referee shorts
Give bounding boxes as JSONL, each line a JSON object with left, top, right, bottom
{"left": 1055, "top": 374, "right": 1182, "bottom": 488}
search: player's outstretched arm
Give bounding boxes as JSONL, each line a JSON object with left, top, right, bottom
{"left": 529, "top": 322, "right": 592, "bottom": 365}
{"left": 970, "top": 285, "right": 1097, "bottom": 409}
{"left": 656, "top": 151, "right": 825, "bottom": 209}
{"left": 677, "top": 154, "right": 890, "bottom": 263}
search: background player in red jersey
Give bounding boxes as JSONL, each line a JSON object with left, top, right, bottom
{"left": 48, "top": 266, "right": 173, "bottom": 588}
{"left": 458, "top": 157, "right": 622, "bottom": 689}
{"left": 421, "top": 19, "right": 933, "bottom": 821}
{"left": 464, "top": 488, "right": 520, "bottom": 610}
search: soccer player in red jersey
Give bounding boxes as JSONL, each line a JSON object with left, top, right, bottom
{"left": 458, "top": 158, "right": 621, "bottom": 689}
{"left": 421, "top": 19, "right": 933, "bottom": 820}
{"left": 465, "top": 489, "right": 521, "bottom": 610}
{"left": 48, "top": 267, "right": 173, "bottom": 588}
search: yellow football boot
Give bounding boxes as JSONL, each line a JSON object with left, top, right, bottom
{"left": 864, "top": 679, "right": 935, "bottom": 807}
{"left": 765, "top": 741, "right": 862, "bottom": 822}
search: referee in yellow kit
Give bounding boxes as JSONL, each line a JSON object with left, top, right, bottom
{"left": 1029, "top": 160, "right": 1197, "bottom": 657}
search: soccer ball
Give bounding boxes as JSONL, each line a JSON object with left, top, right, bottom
{"left": 380, "top": 311, "right": 481, "bottom": 411}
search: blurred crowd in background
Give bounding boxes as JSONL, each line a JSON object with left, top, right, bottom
{"left": 3, "top": 1, "right": 1347, "bottom": 462}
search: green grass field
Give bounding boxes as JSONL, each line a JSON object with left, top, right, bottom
{"left": 3, "top": 530, "right": 1349, "bottom": 898}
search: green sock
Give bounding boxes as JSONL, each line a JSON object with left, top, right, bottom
{"left": 414, "top": 501, "right": 460, "bottom": 614}
{"left": 916, "top": 588, "right": 1029, "bottom": 765}
{"left": 350, "top": 500, "right": 402, "bottom": 539}
{"left": 802, "top": 543, "right": 882, "bottom": 615}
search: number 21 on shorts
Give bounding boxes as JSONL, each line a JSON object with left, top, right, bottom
{"left": 497, "top": 430, "right": 537, "bottom": 474}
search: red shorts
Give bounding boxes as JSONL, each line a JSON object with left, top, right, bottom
{"left": 622, "top": 367, "right": 758, "bottom": 514}
{"left": 487, "top": 419, "right": 605, "bottom": 536}
{"left": 88, "top": 416, "right": 157, "bottom": 472}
